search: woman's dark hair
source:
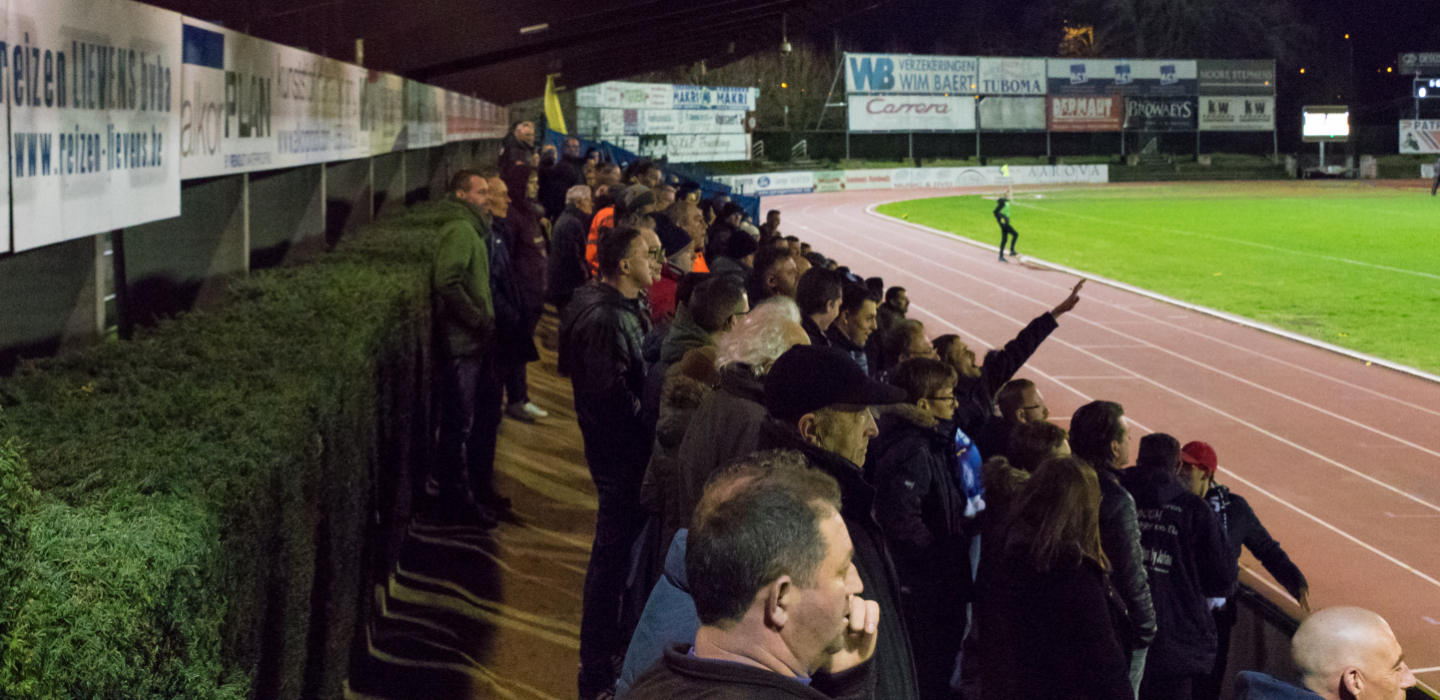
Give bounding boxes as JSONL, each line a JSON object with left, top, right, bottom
{"left": 1008, "top": 421, "right": 1070, "bottom": 474}
{"left": 1004, "top": 456, "right": 1108, "bottom": 572}
{"left": 1068, "top": 400, "right": 1126, "bottom": 470}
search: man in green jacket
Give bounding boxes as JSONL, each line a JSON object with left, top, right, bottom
{"left": 431, "top": 169, "right": 504, "bottom": 528}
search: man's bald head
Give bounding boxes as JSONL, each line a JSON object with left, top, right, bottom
{"left": 1293, "top": 607, "right": 1416, "bottom": 700}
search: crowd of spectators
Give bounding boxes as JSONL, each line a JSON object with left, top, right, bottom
{"left": 426, "top": 121, "right": 1414, "bottom": 700}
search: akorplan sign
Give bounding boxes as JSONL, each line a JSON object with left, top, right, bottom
{"left": 848, "top": 95, "right": 976, "bottom": 132}
{"left": 1198, "top": 96, "right": 1275, "bottom": 132}
{"left": 11, "top": 0, "right": 183, "bottom": 252}
{"left": 846, "top": 53, "right": 978, "bottom": 95}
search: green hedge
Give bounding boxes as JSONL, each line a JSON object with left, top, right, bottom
{"left": 0, "top": 206, "right": 445, "bottom": 698}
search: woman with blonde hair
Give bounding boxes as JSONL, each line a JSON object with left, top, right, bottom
{"left": 979, "top": 456, "right": 1134, "bottom": 700}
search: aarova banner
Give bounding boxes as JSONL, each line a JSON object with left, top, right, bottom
{"left": 977, "top": 58, "right": 1047, "bottom": 95}
{"left": 180, "top": 18, "right": 369, "bottom": 180}
{"left": 1047, "top": 59, "right": 1197, "bottom": 97}
{"left": 11, "top": 0, "right": 183, "bottom": 252}
{"left": 1198, "top": 96, "right": 1275, "bottom": 132}
{"left": 1399, "top": 120, "right": 1440, "bottom": 154}
{"left": 1048, "top": 96, "right": 1122, "bottom": 132}
{"left": 1197, "top": 60, "right": 1275, "bottom": 96}
{"left": 978, "top": 97, "right": 1046, "bottom": 131}
{"left": 1123, "top": 96, "right": 1198, "bottom": 131}
{"left": 848, "top": 95, "right": 976, "bottom": 132}
{"left": 845, "top": 53, "right": 979, "bottom": 95}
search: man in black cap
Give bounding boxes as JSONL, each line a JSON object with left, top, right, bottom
{"left": 708, "top": 216, "right": 758, "bottom": 281}
{"left": 756, "top": 345, "right": 922, "bottom": 700}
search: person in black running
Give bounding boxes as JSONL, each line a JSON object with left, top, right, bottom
{"left": 994, "top": 197, "right": 1018, "bottom": 261}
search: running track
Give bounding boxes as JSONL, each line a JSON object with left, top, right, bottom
{"left": 771, "top": 186, "right": 1440, "bottom": 684}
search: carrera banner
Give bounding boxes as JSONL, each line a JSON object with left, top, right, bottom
{"left": 1047, "top": 59, "right": 1196, "bottom": 97}
{"left": 1123, "top": 96, "right": 1198, "bottom": 131}
{"left": 977, "top": 58, "right": 1047, "bottom": 95}
{"left": 1197, "top": 60, "right": 1276, "bottom": 96}
{"left": 978, "top": 97, "right": 1046, "bottom": 130}
{"left": 845, "top": 53, "right": 979, "bottom": 95}
{"left": 1198, "top": 96, "right": 1275, "bottom": 132}
{"left": 11, "top": 0, "right": 183, "bottom": 252}
{"left": 1399, "top": 120, "right": 1440, "bottom": 154}
{"left": 848, "top": 95, "right": 976, "bottom": 132}
{"left": 1048, "top": 96, "right": 1121, "bottom": 132}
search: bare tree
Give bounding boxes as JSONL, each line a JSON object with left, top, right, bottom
{"left": 632, "top": 41, "right": 844, "bottom": 131}
{"left": 1065, "top": 0, "right": 1314, "bottom": 63}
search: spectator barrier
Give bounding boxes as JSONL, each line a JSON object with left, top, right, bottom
{"left": 712, "top": 162, "right": 1111, "bottom": 197}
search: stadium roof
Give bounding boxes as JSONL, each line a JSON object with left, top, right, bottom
{"left": 149, "top": 0, "right": 892, "bottom": 105}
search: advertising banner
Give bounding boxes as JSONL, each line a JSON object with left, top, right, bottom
{"left": 671, "top": 84, "right": 757, "bottom": 111}
{"left": 1123, "top": 96, "right": 1197, "bottom": 131}
{"left": 1399, "top": 120, "right": 1440, "bottom": 154}
{"left": 11, "top": 0, "right": 183, "bottom": 252}
{"left": 445, "top": 92, "right": 508, "bottom": 142}
{"left": 639, "top": 110, "right": 680, "bottom": 135}
{"left": 753, "top": 171, "right": 815, "bottom": 196}
{"left": 978, "top": 97, "right": 1046, "bottom": 130}
{"left": 977, "top": 58, "right": 1047, "bottom": 95}
{"left": 1399, "top": 53, "right": 1440, "bottom": 75}
{"left": 848, "top": 95, "right": 977, "bottom": 132}
{"left": 844, "top": 169, "right": 895, "bottom": 190}
{"left": 363, "top": 71, "right": 405, "bottom": 154}
{"left": 180, "top": 18, "right": 368, "bottom": 180}
{"left": 660, "top": 133, "right": 750, "bottom": 163}
{"left": 1197, "top": 60, "right": 1276, "bottom": 96}
{"left": 1048, "top": 59, "right": 1196, "bottom": 97}
{"left": 891, "top": 164, "right": 1110, "bottom": 189}
{"left": 1198, "top": 96, "right": 1275, "bottom": 132}
{"left": 846, "top": 53, "right": 979, "bottom": 95}
{"left": 680, "top": 110, "right": 748, "bottom": 134}
{"left": 405, "top": 81, "right": 445, "bottom": 149}
{"left": 815, "top": 170, "right": 844, "bottom": 192}
{"left": 1048, "top": 96, "right": 1122, "bottom": 131}
{"left": 575, "top": 81, "right": 674, "bottom": 110}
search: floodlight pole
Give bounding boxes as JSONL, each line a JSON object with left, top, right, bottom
{"left": 974, "top": 97, "right": 981, "bottom": 161}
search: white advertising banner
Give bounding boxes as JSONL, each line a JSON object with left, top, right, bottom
{"left": 11, "top": 0, "right": 183, "bottom": 252}
{"left": 844, "top": 170, "right": 896, "bottom": 190}
{"left": 364, "top": 71, "right": 404, "bottom": 154}
{"left": 575, "top": 81, "right": 673, "bottom": 110}
{"left": 892, "top": 164, "right": 1108, "bottom": 189}
{"left": 671, "top": 84, "right": 758, "bottom": 111}
{"left": 180, "top": 18, "right": 368, "bottom": 180}
{"left": 680, "top": 110, "right": 748, "bottom": 134}
{"left": 639, "top": 109, "right": 680, "bottom": 135}
{"left": 846, "top": 53, "right": 979, "bottom": 95}
{"left": 405, "top": 81, "right": 445, "bottom": 149}
{"left": 0, "top": 0, "right": 8, "bottom": 252}
{"left": 848, "top": 95, "right": 977, "bottom": 132}
{"left": 444, "top": 92, "right": 508, "bottom": 142}
{"left": 1197, "top": 96, "right": 1275, "bottom": 132}
{"left": 1400, "top": 120, "right": 1440, "bottom": 154}
{"left": 978, "top": 97, "right": 1046, "bottom": 130}
{"left": 661, "top": 133, "right": 750, "bottom": 163}
{"left": 977, "top": 58, "right": 1048, "bottom": 95}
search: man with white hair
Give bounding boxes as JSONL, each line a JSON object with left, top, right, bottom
{"left": 1234, "top": 607, "right": 1417, "bottom": 700}
{"left": 675, "top": 297, "right": 810, "bottom": 518}
{"left": 546, "top": 184, "right": 594, "bottom": 313}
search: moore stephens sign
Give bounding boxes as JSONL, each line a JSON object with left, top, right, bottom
{"left": 848, "top": 95, "right": 976, "bottom": 132}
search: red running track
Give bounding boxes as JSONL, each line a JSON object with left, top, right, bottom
{"left": 769, "top": 186, "right": 1440, "bottom": 684}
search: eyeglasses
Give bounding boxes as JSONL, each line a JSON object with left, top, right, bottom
{"left": 1022, "top": 404, "right": 1045, "bottom": 411}
{"left": 926, "top": 395, "right": 958, "bottom": 404}
{"left": 647, "top": 247, "right": 664, "bottom": 262}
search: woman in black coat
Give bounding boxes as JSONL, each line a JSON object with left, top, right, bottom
{"left": 979, "top": 456, "right": 1134, "bottom": 700}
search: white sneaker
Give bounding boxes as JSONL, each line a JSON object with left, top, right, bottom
{"left": 521, "top": 402, "right": 549, "bottom": 419}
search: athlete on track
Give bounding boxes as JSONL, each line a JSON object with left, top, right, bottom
{"left": 994, "top": 197, "right": 1019, "bottom": 262}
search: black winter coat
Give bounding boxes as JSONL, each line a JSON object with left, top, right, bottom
{"left": 1097, "top": 464, "right": 1158, "bottom": 649}
{"left": 979, "top": 545, "right": 1133, "bottom": 700}
{"left": 1205, "top": 483, "right": 1307, "bottom": 600}
{"left": 629, "top": 644, "right": 874, "bottom": 700}
{"left": 547, "top": 205, "right": 591, "bottom": 308}
{"left": 559, "top": 280, "right": 653, "bottom": 462}
{"left": 1120, "top": 465, "right": 1234, "bottom": 675}
{"left": 802, "top": 316, "right": 831, "bottom": 347}
{"left": 489, "top": 219, "right": 540, "bottom": 366}
{"left": 952, "top": 313, "right": 1057, "bottom": 437}
{"left": 758, "top": 419, "right": 920, "bottom": 700}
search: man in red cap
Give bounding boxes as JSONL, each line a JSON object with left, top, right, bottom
{"left": 1180, "top": 441, "right": 1311, "bottom": 700}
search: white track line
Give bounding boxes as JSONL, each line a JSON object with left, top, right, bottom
{"left": 793, "top": 212, "right": 1440, "bottom": 591}
{"left": 796, "top": 209, "right": 1440, "bottom": 515}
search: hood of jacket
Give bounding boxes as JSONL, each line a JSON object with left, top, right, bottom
{"left": 1121, "top": 463, "right": 1191, "bottom": 505}
{"left": 716, "top": 363, "right": 765, "bottom": 404}
{"left": 660, "top": 305, "right": 713, "bottom": 366}
{"left": 434, "top": 195, "right": 490, "bottom": 233}
{"left": 866, "top": 406, "right": 945, "bottom": 468}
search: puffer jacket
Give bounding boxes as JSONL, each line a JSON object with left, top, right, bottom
{"left": 558, "top": 280, "right": 652, "bottom": 457}
{"left": 431, "top": 196, "right": 495, "bottom": 358}
{"left": 1097, "top": 464, "right": 1158, "bottom": 649}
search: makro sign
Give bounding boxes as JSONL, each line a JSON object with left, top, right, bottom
{"left": 848, "top": 95, "right": 976, "bottom": 132}
{"left": 10, "top": 0, "right": 183, "bottom": 252}
{"left": 846, "top": 53, "right": 978, "bottom": 95}
{"left": 1048, "top": 59, "right": 1196, "bottom": 97}
{"left": 1400, "top": 120, "right": 1440, "bottom": 154}
{"left": 1048, "top": 96, "right": 1121, "bottom": 131}
{"left": 1123, "top": 96, "right": 1197, "bottom": 131}
{"left": 1198, "top": 96, "right": 1275, "bottom": 132}
{"left": 671, "top": 85, "right": 757, "bottom": 111}
{"left": 977, "top": 58, "right": 1047, "bottom": 95}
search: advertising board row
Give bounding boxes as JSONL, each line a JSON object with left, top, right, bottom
{"left": 575, "top": 81, "right": 759, "bottom": 111}
{"left": 714, "top": 164, "right": 1110, "bottom": 197}
{"left": 637, "top": 134, "right": 752, "bottom": 163}
{"left": 846, "top": 55, "right": 1274, "bottom": 98}
{"left": 575, "top": 107, "right": 751, "bottom": 138}
{"left": 1, "top": 0, "right": 510, "bottom": 255}
{"left": 849, "top": 94, "right": 1276, "bottom": 133}
{"left": 1399, "top": 120, "right": 1440, "bottom": 154}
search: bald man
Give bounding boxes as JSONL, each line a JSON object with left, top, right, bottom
{"left": 1234, "top": 607, "right": 1416, "bottom": 700}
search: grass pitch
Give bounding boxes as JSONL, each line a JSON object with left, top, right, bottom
{"left": 876, "top": 182, "right": 1440, "bottom": 373}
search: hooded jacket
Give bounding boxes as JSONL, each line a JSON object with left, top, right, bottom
{"left": 500, "top": 163, "right": 547, "bottom": 308}
{"left": 1119, "top": 464, "right": 1235, "bottom": 676}
{"left": 558, "top": 280, "right": 652, "bottom": 457}
{"left": 431, "top": 196, "right": 495, "bottom": 358}
{"left": 757, "top": 418, "right": 920, "bottom": 700}
{"left": 1205, "top": 483, "right": 1307, "bottom": 600}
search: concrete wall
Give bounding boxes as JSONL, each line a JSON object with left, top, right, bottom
{"left": 249, "top": 165, "right": 326, "bottom": 270}
{"left": 0, "top": 236, "right": 100, "bottom": 375}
